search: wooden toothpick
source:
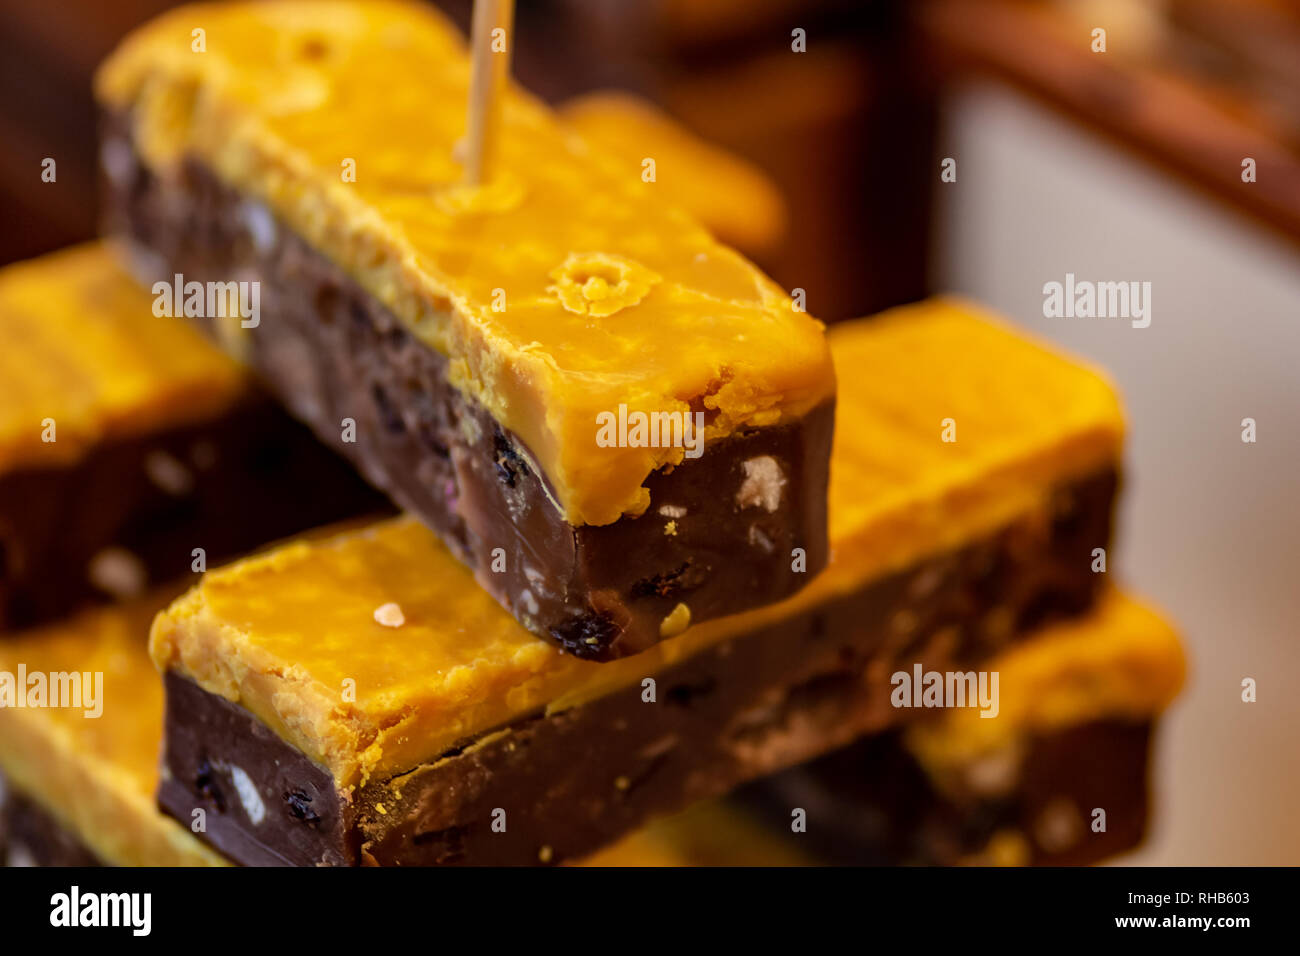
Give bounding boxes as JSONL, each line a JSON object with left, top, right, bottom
{"left": 463, "top": 0, "right": 515, "bottom": 187}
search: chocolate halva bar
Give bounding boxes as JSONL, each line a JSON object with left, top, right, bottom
{"left": 0, "top": 594, "right": 226, "bottom": 866}
{"left": 0, "top": 244, "right": 388, "bottom": 630}
{"left": 731, "top": 590, "right": 1184, "bottom": 866}
{"left": 146, "top": 298, "right": 1124, "bottom": 866}
{"left": 95, "top": 0, "right": 836, "bottom": 660}
{"left": 587, "top": 591, "right": 1181, "bottom": 867}
{"left": 585, "top": 719, "right": 1160, "bottom": 867}
{"left": 0, "top": 591, "right": 1176, "bottom": 868}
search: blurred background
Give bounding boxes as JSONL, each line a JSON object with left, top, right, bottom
{"left": 1, "top": 0, "right": 1296, "bottom": 864}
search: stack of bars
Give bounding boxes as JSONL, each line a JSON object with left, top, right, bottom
{"left": 0, "top": 1, "right": 1182, "bottom": 867}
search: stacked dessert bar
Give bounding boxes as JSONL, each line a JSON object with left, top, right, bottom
{"left": 0, "top": 244, "right": 390, "bottom": 630}
{"left": 0, "top": 0, "right": 1182, "bottom": 866}
{"left": 0, "top": 588, "right": 1181, "bottom": 867}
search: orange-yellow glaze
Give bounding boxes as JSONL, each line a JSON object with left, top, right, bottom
{"left": 0, "top": 244, "right": 245, "bottom": 471}
{"left": 559, "top": 91, "right": 787, "bottom": 254}
{"left": 0, "top": 596, "right": 228, "bottom": 866}
{"left": 823, "top": 297, "right": 1124, "bottom": 594}
{"left": 96, "top": 1, "right": 834, "bottom": 526}
{"left": 150, "top": 297, "right": 1125, "bottom": 791}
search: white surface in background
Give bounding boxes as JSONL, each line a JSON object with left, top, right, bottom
{"left": 936, "top": 82, "right": 1300, "bottom": 865}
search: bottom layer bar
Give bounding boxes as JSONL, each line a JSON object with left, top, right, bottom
{"left": 0, "top": 717, "right": 1158, "bottom": 869}
{"left": 585, "top": 719, "right": 1152, "bottom": 867}
{"left": 590, "top": 593, "right": 1183, "bottom": 866}
{"left": 153, "top": 484, "right": 1109, "bottom": 867}
{"left": 0, "top": 597, "right": 226, "bottom": 867}
{"left": 0, "top": 244, "right": 392, "bottom": 630}
{"left": 0, "top": 590, "right": 1181, "bottom": 867}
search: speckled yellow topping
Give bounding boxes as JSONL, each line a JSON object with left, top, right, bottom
{"left": 96, "top": 1, "right": 834, "bottom": 526}
{"left": 558, "top": 91, "right": 788, "bottom": 254}
{"left": 0, "top": 244, "right": 245, "bottom": 472}
{"left": 824, "top": 297, "right": 1124, "bottom": 592}
{"left": 150, "top": 297, "right": 1125, "bottom": 791}
{"left": 0, "top": 597, "right": 228, "bottom": 867}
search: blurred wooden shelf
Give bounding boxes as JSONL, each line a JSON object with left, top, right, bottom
{"left": 920, "top": 0, "right": 1300, "bottom": 249}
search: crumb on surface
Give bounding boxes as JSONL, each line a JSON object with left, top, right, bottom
{"left": 373, "top": 602, "right": 405, "bottom": 627}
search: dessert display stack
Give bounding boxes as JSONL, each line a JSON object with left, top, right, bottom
{"left": 0, "top": 1, "right": 1182, "bottom": 867}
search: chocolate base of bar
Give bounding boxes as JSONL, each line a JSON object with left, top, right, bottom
{"left": 1, "top": 719, "right": 1150, "bottom": 868}
{"left": 157, "top": 468, "right": 1116, "bottom": 866}
{"left": 0, "top": 395, "right": 391, "bottom": 631}
{"left": 102, "top": 120, "right": 833, "bottom": 660}
{"left": 737, "top": 719, "right": 1153, "bottom": 866}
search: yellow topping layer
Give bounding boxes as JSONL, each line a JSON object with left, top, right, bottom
{"left": 0, "top": 597, "right": 228, "bottom": 867}
{"left": 95, "top": 0, "right": 834, "bottom": 526}
{"left": 0, "top": 244, "right": 245, "bottom": 472}
{"left": 558, "top": 91, "right": 788, "bottom": 255}
{"left": 150, "top": 297, "right": 1125, "bottom": 789}
{"left": 825, "top": 297, "right": 1124, "bottom": 591}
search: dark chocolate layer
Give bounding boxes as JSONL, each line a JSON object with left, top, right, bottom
{"left": 0, "top": 395, "right": 391, "bottom": 631}
{"left": 0, "top": 719, "right": 1150, "bottom": 868}
{"left": 157, "top": 468, "right": 1116, "bottom": 866}
{"left": 739, "top": 719, "right": 1153, "bottom": 866}
{"left": 102, "top": 120, "right": 834, "bottom": 660}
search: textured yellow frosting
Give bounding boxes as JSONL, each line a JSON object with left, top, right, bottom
{"left": 95, "top": 0, "right": 834, "bottom": 526}
{"left": 150, "top": 297, "right": 1125, "bottom": 791}
{"left": 0, "top": 243, "right": 245, "bottom": 472}
{"left": 824, "top": 297, "right": 1124, "bottom": 593}
{"left": 558, "top": 91, "right": 787, "bottom": 254}
{"left": 0, "top": 597, "right": 228, "bottom": 867}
